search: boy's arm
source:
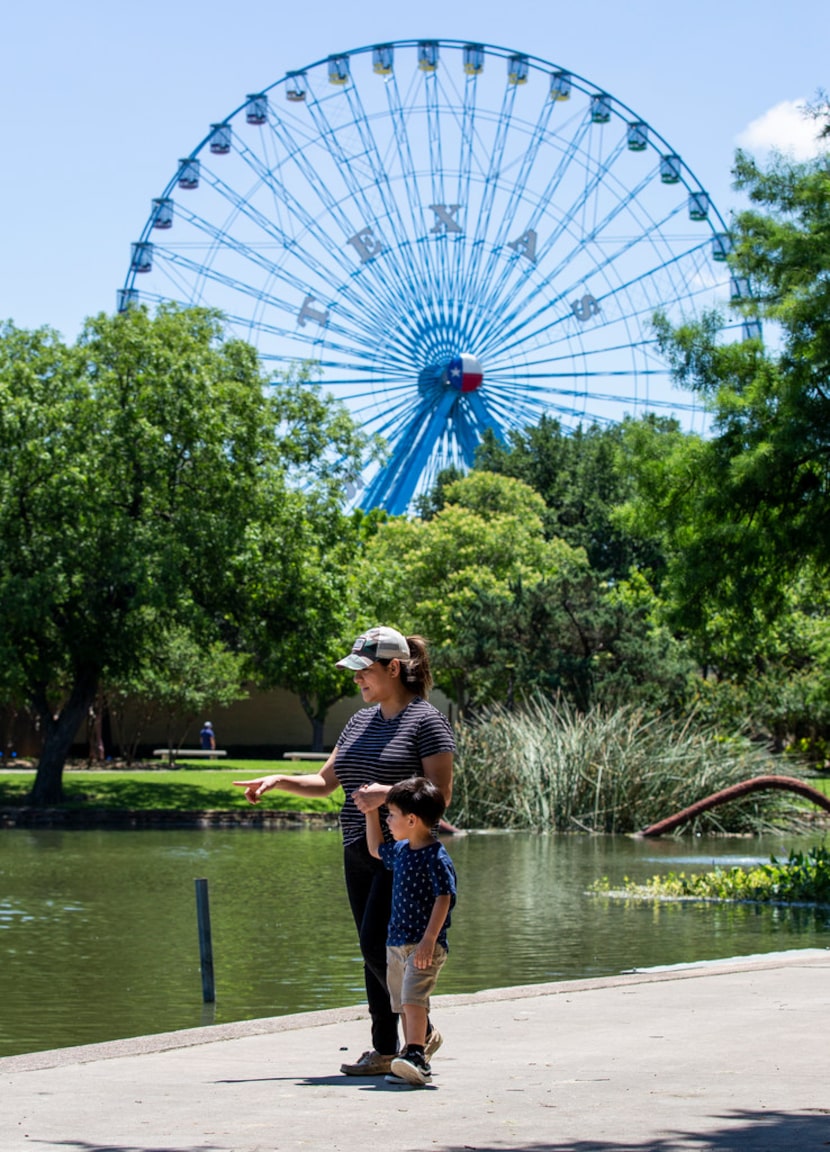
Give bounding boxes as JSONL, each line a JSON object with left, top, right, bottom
{"left": 413, "top": 894, "right": 452, "bottom": 969}
{"left": 365, "top": 804, "right": 383, "bottom": 859}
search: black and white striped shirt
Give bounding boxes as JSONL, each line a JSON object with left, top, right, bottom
{"left": 334, "top": 697, "right": 455, "bottom": 846}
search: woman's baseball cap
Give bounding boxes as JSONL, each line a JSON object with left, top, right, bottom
{"left": 336, "top": 626, "right": 410, "bottom": 670}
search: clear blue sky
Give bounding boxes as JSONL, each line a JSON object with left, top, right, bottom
{"left": 2, "top": 0, "right": 827, "bottom": 341}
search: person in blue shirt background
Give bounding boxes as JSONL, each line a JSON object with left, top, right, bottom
{"left": 199, "top": 721, "right": 216, "bottom": 755}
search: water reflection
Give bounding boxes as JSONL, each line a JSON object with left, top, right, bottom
{"left": 0, "top": 827, "right": 827, "bottom": 1057}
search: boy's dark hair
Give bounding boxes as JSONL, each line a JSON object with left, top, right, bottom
{"left": 387, "top": 776, "right": 446, "bottom": 826}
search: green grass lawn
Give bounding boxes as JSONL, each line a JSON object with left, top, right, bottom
{"left": 0, "top": 761, "right": 343, "bottom": 814}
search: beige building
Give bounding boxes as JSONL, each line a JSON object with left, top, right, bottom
{"left": 4, "top": 687, "right": 454, "bottom": 761}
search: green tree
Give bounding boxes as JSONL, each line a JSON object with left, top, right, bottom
{"left": 358, "top": 471, "right": 602, "bottom": 710}
{"left": 0, "top": 306, "right": 364, "bottom": 802}
{"left": 648, "top": 145, "right": 830, "bottom": 642}
{"left": 106, "top": 626, "right": 249, "bottom": 764}
{"left": 240, "top": 510, "right": 359, "bottom": 750}
{"left": 472, "top": 416, "right": 669, "bottom": 582}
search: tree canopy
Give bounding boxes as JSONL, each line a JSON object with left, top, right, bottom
{"left": 0, "top": 305, "right": 364, "bottom": 801}
{"left": 639, "top": 147, "right": 830, "bottom": 654}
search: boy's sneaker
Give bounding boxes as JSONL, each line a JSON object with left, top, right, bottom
{"left": 390, "top": 1051, "right": 432, "bottom": 1087}
{"left": 424, "top": 1027, "right": 443, "bottom": 1061}
{"left": 340, "top": 1049, "right": 395, "bottom": 1076}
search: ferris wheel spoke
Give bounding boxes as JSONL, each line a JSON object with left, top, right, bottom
{"left": 230, "top": 136, "right": 353, "bottom": 278}
{"left": 342, "top": 74, "right": 437, "bottom": 296}
{"left": 146, "top": 242, "right": 392, "bottom": 360}
{"left": 363, "top": 389, "right": 459, "bottom": 512}
{"left": 454, "top": 73, "right": 479, "bottom": 220}
{"left": 247, "top": 95, "right": 429, "bottom": 338}
{"left": 496, "top": 335, "right": 662, "bottom": 373}
{"left": 455, "top": 79, "right": 522, "bottom": 304}
{"left": 297, "top": 86, "right": 429, "bottom": 317}
{"left": 421, "top": 69, "right": 465, "bottom": 309}
{"left": 193, "top": 164, "right": 382, "bottom": 330}
{"left": 144, "top": 247, "right": 322, "bottom": 342}
{"left": 382, "top": 77, "right": 441, "bottom": 292}
{"left": 464, "top": 101, "right": 567, "bottom": 321}
{"left": 475, "top": 161, "right": 661, "bottom": 344}
{"left": 484, "top": 208, "right": 701, "bottom": 361}
{"left": 487, "top": 372, "right": 699, "bottom": 411}
{"left": 472, "top": 140, "right": 640, "bottom": 348}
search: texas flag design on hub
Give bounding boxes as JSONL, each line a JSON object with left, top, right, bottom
{"left": 445, "top": 354, "right": 484, "bottom": 393}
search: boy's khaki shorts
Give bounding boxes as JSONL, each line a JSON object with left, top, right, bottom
{"left": 386, "top": 943, "right": 448, "bottom": 1012}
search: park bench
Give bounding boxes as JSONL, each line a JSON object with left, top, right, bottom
{"left": 284, "top": 751, "right": 329, "bottom": 760}
{"left": 153, "top": 748, "right": 227, "bottom": 759}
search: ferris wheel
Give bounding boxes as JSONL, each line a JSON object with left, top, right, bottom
{"left": 119, "top": 39, "right": 743, "bottom": 514}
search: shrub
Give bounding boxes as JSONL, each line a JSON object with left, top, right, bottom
{"left": 595, "top": 846, "right": 830, "bottom": 904}
{"left": 452, "top": 695, "right": 803, "bottom": 833}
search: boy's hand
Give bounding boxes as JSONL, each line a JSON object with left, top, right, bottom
{"left": 351, "top": 782, "right": 388, "bottom": 812}
{"left": 413, "top": 938, "right": 435, "bottom": 969}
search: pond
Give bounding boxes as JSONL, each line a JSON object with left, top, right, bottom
{"left": 1, "top": 826, "right": 828, "bottom": 1058}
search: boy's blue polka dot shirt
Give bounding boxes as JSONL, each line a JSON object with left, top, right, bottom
{"left": 378, "top": 839, "right": 457, "bottom": 951}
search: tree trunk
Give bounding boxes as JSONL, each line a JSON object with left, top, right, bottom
{"left": 309, "top": 715, "right": 325, "bottom": 752}
{"left": 88, "top": 693, "right": 105, "bottom": 763}
{"left": 299, "top": 694, "right": 327, "bottom": 752}
{"left": 29, "top": 676, "right": 98, "bottom": 806}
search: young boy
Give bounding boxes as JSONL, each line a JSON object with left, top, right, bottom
{"left": 363, "top": 776, "right": 457, "bottom": 1087}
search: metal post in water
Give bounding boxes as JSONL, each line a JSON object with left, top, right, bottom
{"left": 194, "top": 877, "right": 215, "bottom": 1003}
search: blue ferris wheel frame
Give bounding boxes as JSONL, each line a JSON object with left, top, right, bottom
{"left": 119, "top": 39, "right": 744, "bottom": 515}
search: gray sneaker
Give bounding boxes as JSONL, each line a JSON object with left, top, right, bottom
{"left": 424, "top": 1027, "right": 443, "bottom": 1061}
{"left": 340, "top": 1049, "right": 395, "bottom": 1076}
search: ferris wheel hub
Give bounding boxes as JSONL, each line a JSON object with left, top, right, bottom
{"left": 443, "top": 353, "right": 484, "bottom": 394}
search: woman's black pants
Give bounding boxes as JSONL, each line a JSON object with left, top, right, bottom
{"left": 343, "top": 839, "right": 399, "bottom": 1056}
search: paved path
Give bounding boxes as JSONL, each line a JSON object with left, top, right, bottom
{"left": 1, "top": 949, "right": 827, "bottom": 1152}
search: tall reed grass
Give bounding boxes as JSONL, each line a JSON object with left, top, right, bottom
{"left": 452, "top": 696, "right": 803, "bottom": 834}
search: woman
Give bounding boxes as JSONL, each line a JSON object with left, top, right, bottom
{"left": 233, "top": 625, "right": 454, "bottom": 1076}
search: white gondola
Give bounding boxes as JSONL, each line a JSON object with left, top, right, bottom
{"left": 245, "top": 94, "right": 268, "bottom": 125}
{"left": 689, "top": 191, "right": 710, "bottom": 221}
{"left": 712, "top": 232, "right": 733, "bottom": 261}
{"left": 463, "top": 44, "right": 484, "bottom": 75}
{"left": 130, "top": 242, "right": 153, "bottom": 273}
{"left": 627, "top": 122, "right": 648, "bottom": 151}
{"left": 116, "top": 288, "right": 139, "bottom": 313}
{"left": 508, "top": 54, "right": 529, "bottom": 85}
{"left": 177, "top": 158, "right": 199, "bottom": 190}
{"left": 372, "top": 45, "right": 393, "bottom": 75}
{"left": 660, "top": 154, "right": 682, "bottom": 184}
{"left": 285, "top": 72, "right": 307, "bottom": 102}
{"left": 550, "top": 71, "right": 571, "bottom": 100}
{"left": 328, "top": 55, "right": 350, "bottom": 85}
{"left": 418, "top": 41, "right": 439, "bottom": 72}
{"left": 151, "top": 198, "right": 173, "bottom": 230}
{"left": 730, "top": 276, "right": 752, "bottom": 300}
{"left": 590, "top": 93, "right": 611, "bottom": 123}
{"left": 209, "top": 123, "right": 232, "bottom": 154}
{"left": 743, "top": 319, "right": 763, "bottom": 340}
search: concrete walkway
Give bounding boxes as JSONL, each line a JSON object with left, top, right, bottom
{"left": 1, "top": 949, "right": 827, "bottom": 1152}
